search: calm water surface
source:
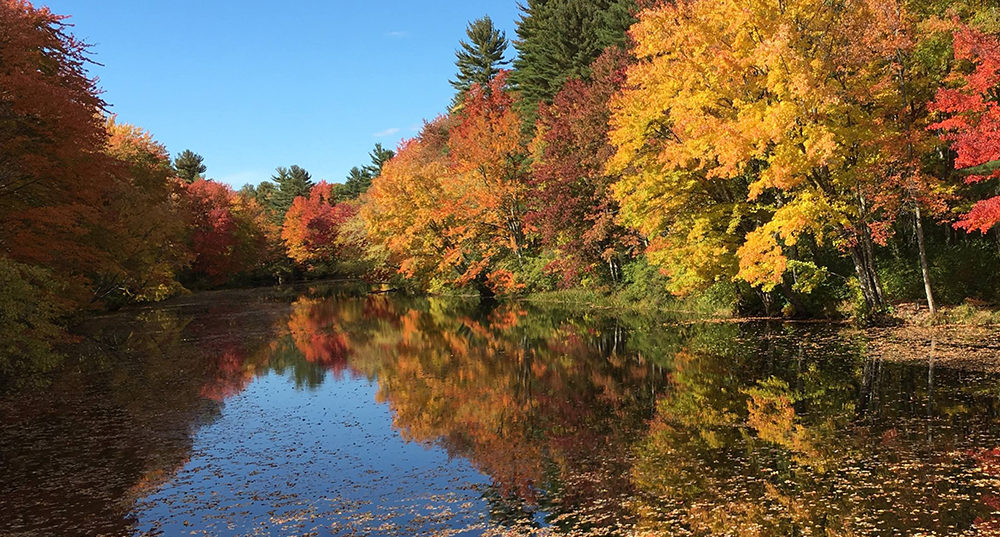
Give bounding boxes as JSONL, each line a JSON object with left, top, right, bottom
{"left": 2, "top": 284, "right": 1000, "bottom": 536}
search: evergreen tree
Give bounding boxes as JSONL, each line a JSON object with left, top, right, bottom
{"left": 364, "top": 143, "right": 395, "bottom": 178}
{"left": 340, "top": 167, "right": 371, "bottom": 201}
{"left": 511, "top": 0, "right": 636, "bottom": 129}
{"left": 173, "top": 149, "right": 207, "bottom": 183}
{"left": 268, "top": 165, "right": 314, "bottom": 224}
{"left": 340, "top": 143, "right": 397, "bottom": 201}
{"left": 450, "top": 16, "right": 511, "bottom": 106}
{"left": 240, "top": 181, "right": 277, "bottom": 209}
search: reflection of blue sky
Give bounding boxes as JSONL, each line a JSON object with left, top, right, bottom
{"left": 134, "top": 373, "right": 491, "bottom": 535}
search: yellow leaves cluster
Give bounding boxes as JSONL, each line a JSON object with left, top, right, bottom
{"left": 737, "top": 194, "right": 831, "bottom": 290}
{"left": 608, "top": 0, "right": 917, "bottom": 293}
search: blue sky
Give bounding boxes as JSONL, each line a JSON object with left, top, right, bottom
{"left": 43, "top": 1, "right": 520, "bottom": 188}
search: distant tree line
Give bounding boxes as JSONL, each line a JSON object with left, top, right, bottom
{"left": 4, "top": 0, "right": 1000, "bottom": 380}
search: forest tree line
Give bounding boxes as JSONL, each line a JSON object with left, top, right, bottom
{"left": 3, "top": 0, "right": 1000, "bottom": 375}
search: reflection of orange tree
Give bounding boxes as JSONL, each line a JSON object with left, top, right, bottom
{"left": 633, "top": 327, "right": 1000, "bottom": 535}
{"left": 287, "top": 297, "right": 350, "bottom": 372}
{"left": 196, "top": 293, "right": 370, "bottom": 401}
{"left": 340, "top": 297, "right": 666, "bottom": 530}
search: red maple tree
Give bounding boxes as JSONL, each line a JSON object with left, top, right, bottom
{"left": 929, "top": 24, "right": 1000, "bottom": 233}
{"left": 281, "top": 181, "right": 358, "bottom": 268}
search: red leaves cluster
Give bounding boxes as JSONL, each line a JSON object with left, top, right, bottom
{"left": 281, "top": 182, "right": 358, "bottom": 268}
{"left": 183, "top": 180, "right": 275, "bottom": 284}
{"left": 528, "top": 48, "right": 640, "bottom": 285}
{"left": 0, "top": 0, "right": 113, "bottom": 299}
{"left": 930, "top": 25, "right": 1000, "bottom": 233}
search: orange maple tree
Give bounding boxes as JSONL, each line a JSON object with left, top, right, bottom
{"left": 99, "top": 117, "right": 191, "bottom": 302}
{"left": 364, "top": 74, "right": 528, "bottom": 295}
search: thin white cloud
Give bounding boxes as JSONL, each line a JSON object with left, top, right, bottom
{"left": 409, "top": 124, "right": 421, "bottom": 132}
{"left": 385, "top": 31, "right": 408, "bottom": 38}
{"left": 374, "top": 128, "right": 401, "bottom": 137}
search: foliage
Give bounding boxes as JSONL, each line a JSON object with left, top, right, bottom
{"left": 617, "top": 257, "right": 677, "bottom": 310}
{"left": 607, "top": 0, "right": 949, "bottom": 315}
{"left": 182, "top": 179, "right": 277, "bottom": 285}
{"left": 929, "top": 23, "right": 1000, "bottom": 233}
{"left": 10, "top": 0, "right": 1000, "bottom": 334}
{"left": 0, "top": 256, "right": 67, "bottom": 386}
{"left": 365, "top": 74, "right": 528, "bottom": 296}
{"left": 0, "top": 0, "right": 113, "bottom": 303}
{"left": 282, "top": 181, "right": 359, "bottom": 269}
{"left": 100, "top": 117, "right": 191, "bottom": 304}
{"left": 528, "top": 48, "right": 640, "bottom": 287}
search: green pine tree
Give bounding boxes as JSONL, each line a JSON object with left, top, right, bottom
{"left": 340, "top": 167, "right": 371, "bottom": 201}
{"left": 340, "top": 143, "right": 397, "bottom": 201}
{"left": 451, "top": 15, "right": 510, "bottom": 107}
{"left": 268, "top": 165, "right": 314, "bottom": 224}
{"left": 364, "top": 143, "right": 395, "bottom": 177}
{"left": 240, "top": 180, "right": 277, "bottom": 209}
{"left": 173, "top": 149, "right": 207, "bottom": 183}
{"left": 511, "top": 0, "right": 636, "bottom": 130}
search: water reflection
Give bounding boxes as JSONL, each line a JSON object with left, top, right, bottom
{"left": 634, "top": 327, "right": 1000, "bottom": 535}
{"left": 1, "top": 285, "right": 999, "bottom": 536}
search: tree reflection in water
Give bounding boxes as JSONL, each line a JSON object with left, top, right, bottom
{"left": 2, "top": 285, "right": 1000, "bottom": 536}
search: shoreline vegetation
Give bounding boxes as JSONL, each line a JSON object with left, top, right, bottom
{"left": 5, "top": 0, "right": 1000, "bottom": 384}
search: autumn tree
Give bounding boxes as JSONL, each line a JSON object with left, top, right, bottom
{"left": 609, "top": 0, "right": 938, "bottom": 315}
{"left": 173, "top": 149, "right": 206, "bottom": 183}
{"left": 528, "top": 48, "right": 640, "bottom": 285}
{"left": 447, "top": 72, "right": 530, "bottom": 263}
{"left": 930, "top": 24, "right": 1000, "bottom": 235}
{"left": 363, "top": 120, "right": 457, "bottom": 290}
{"left": 0, "top": 0, "right": 113, "bottom": 302}
{"left": 282, "top": 181, "right": 358, "bottom": 268}
{"left": 450, "top": 16, "right": 510, "bottom": 105}
{"left": 99, "top": 117, "right": 191, "bottom": 302}
{"left": 365, "top": 76, "right": 529, "bottom": 296}
{"left": 182, "top": 179, "right": 276, "bottom": 284}
{"left": 842, "top": 1, "right": 954, "bottom": 314}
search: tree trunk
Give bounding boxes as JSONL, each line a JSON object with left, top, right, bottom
{"left": 849, "top": 241, "right": 887, "bottom": 314}
{"left": 861, "top": 228, "right": 887, "bottom": 307}
{"left": 778, "top": 278, "right": 811, "bottom": 319}
{"left": 914, "top": 206, "right": 937, "bottom": 314}
{"left": 474, "top": 273, "right": 495, "bottom": 299}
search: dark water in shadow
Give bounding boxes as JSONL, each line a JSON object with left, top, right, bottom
{"left": 2, "top": 283, "right": 1000, "bottom": 536}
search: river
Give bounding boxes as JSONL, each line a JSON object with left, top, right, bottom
{"left": 2, "top": 283, "right": 999, "bottom": 536}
